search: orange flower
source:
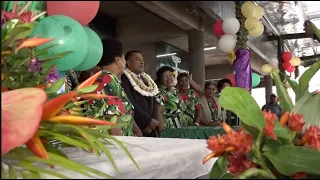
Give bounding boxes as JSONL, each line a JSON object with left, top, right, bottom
{"left": 288, "top": 113, "right": 305, "bottom": 133}
{"left": 227, "top": 154, "right": 257, "bottom": 176}
{"left": 290, "top": 172, "right": 308, "bottom": 179}
{"left": 302, "top": 125, "right": 320, "bottom": 150}
{"left": 280, "top": 111, "right": 289, "bottom": 126}
{"left": 203, "top": 128, "right": 252, "bottom": 164}
{"left": 263, "top": 110, "right": 277, "bottom": 140}
{"left": 15, "top": 38, "right": 54, "bottom": 54}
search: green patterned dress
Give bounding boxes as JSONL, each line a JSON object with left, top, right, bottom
{"left": 156, "top": 85, "right": 188, "bottom": 129}
{"left": 83, "top": 70, "right": 134, "bottom": 136}
{"left": 208, "top": 101, "right": 219, "bottom": 121}
{"left": 178, "top": 89, "right": 202, "bottom": 126}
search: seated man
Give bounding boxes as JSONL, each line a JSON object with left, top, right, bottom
{"left": 121, "top": 50, "right": 163, "bottom": 137}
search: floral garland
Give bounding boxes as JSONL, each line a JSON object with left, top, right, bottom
{"left": 123, "top": 68, "right": 159, "bottom": 97}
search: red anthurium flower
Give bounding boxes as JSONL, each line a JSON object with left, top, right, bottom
{"left": 290, "top": 172, "right": 308, "bottom": 179}
{"left": 263, "top": 110, "right": 277, "bottom": 140}
{"left": 2, "top": 88, "right": 47, "bottom": 156}
{"left": 227, "top": 154, "right": 257, "bottom": 176}
{"left": 302, "top": 125, "right": 320, "bottom": 150}
{"left": 288, "top": 113, "right": 305, "bottom": 133}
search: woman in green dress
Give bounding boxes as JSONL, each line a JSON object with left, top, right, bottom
{"left": 155, "top": 66, "right": 188, "bottom": 129}
{"left": 176, "top": 72, "right": 203, "bottom": 126}
{"left": 82, "top": 38, "right": 141, "bottom": 136}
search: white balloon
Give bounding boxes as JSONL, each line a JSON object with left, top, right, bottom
{"left": 222, "top": 17, "right": 240, "bottom": 35}
{"left": 269, "top": 58, "right": 279, "bottom": 67}
{"left": 219, "top": 35, "right": 237, "bottom": 53}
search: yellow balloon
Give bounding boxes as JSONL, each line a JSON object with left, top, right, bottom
{"left": 245, "top": 17, "right": 259, "bottom": 31}
{"left": 262, "top": 64, "right": 273, "bottom": 74}
{"left": 289, "top": 57, "right": 301, "bottom": 66}
{"left": 241, "top": 1, "right": 257, "bottom": 19}
{"left": 249, "top": 22, "right": 264, "bottom": 36}
{"left": 253, "top": 5, "right": 264, "bottom": 20}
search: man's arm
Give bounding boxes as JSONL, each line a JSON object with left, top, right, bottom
{"left": 121, "top": 75, "right": 152, "bottom": 126}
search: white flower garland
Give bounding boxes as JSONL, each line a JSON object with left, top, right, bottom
{"left": 123, "top": 68, "right": 159, "bottom": 97}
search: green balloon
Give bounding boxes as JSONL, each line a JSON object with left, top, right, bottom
{"left": 252, "top": 73, "right": 261, "bottom": 87}
{"left": 30, "top": 15, "right": 88, "bottom": 71}
{"left": 73, "top": 27, "right": 103, "bottom": 71}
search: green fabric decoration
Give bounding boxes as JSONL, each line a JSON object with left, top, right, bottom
{"left": 160, "top": 126, "right": 240, "bottom": 139}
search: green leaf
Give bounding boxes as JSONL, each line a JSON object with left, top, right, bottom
{"left": 210, "top": 156, "right": 234, "bottom": 179}
{"left": 39, "top": 51, "right": 73, "bottom": 62}
{"left": 299, "top": 60, "right": 320, "bottom": 95}
{"left": 273, "top": 120, "right": 296, "bottom": 144}
{"left": 46, "top": 78, "right": 65, "bottom": 94}
{"left": 8, "top": 165, "right": 17, "bottom": 179}
{"left": 2, "top": 19, "right": 20, "bottom": 44}
{"left": 107, "top": 135, "right": 141, "bottom": 172}
{"left": 264, "top": 145, "right": 320, "bottom": 176}
{"left": 293, "top": 93, "right": 320, "bottom": 128}
{"left": 11, "top": 23, "right": 34, "bottom": 42}
{"left": 219, "top": 87, "right": 265, "bottom": 131}
{"left": 1, "top": 164, "right": 5, "bottom": 179}
{"left": 271, "top": 71, "right": 294, "bottom": 112}
{"left": 19, "top": 160, "right": 70, "bottom": 179}
{"left": 262, "top": 138, "right": 282, "bottom": 152}
{"left": 34, "top": 44, "right": 59, "bottom": 57}
{"left": 77, "top": 85, "right": 98, "bottom": 94}
{"left": 283, "top": 76, "right": 301, "bottom": 101}
{"left": 21, "top": 171, "right": 41, "bottom": 179}
{"left": 43, "top": 143, "right": 68, "bottom": 159}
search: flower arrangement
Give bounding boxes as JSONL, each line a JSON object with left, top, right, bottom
{"left": 203, "top": 60, "right": 320, "bottom": 179}
{"left": 2, "top": 3, "right": 139, "bottom": 179}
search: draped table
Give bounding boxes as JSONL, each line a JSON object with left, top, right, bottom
{"left": 43, "top": 136, "right": 217, "bottom": 179}
{"left": 160, "top": 126, "right": 240, "bottom": 139}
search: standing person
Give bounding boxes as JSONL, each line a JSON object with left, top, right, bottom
{"left": 262, "top": 94, "right": 282, "bottom": 119}
{"left": 176, "top": 72, "right": 202, "bottom": 126}
{"left": 121, "top": 50, "right": 162, "bottom": 137}
{"left": 82, "top": 38, "right": 142, "bottom": 136}
{"left": 198, "top": 81, "right": 224, "bottom": 126}
{"left": 155, "top": 66, "right": 188, "bottom": 129}
{"left": 217, "top": 78, "right": 239, "bottom": 126}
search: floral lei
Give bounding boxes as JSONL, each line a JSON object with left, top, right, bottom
{"left": 123, "top": 68, "right": 159, "bottom": 97}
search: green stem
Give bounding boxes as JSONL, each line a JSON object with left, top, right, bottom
{"left": 253, "top": 131, "right": 269, "bottom": 170}
{"left": 238, "top": 168, "right": 277, "bottom": 179}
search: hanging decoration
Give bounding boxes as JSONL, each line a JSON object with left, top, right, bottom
{"left": 213, "top": 20, "right": 225, "bottom": 36}
{"left": 225, "top": 74, "right": 237, "bottom": 87}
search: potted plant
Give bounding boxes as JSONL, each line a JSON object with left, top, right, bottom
{"left": 203, "top": 60, "right": 320, "bottom": 179}
{"left": 1, "top": 3, "right": 139, "bottom": 179}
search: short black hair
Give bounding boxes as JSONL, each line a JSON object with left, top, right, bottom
{"left": 270, "top": 94, "right": 277, "bottom": 98}
{"left": 125, "top": 50, "right": 141, "bottom": 61}
{"left": 217, "top": 78, "right": 232, "bottom": 93}
{"left": 98, "top": 38, "right": 124, "bottom": 66}
{"left": 177, "top": 72, "right": 189, "bottom": 81}
{"left": 205, "top": 81, "right": 217, "bottom": 89}
{"left": 155, "top": 66, "right": 174, "bottom": 86}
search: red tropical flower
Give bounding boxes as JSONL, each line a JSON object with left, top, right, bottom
{"left": 108, "top": 98, "right": 118, "bottom": 106}
{"left": 302, "top": 125, "right": 320, "bottom": 150}
{"left": 163, "top": 95, "right": 168, "bottom": 102}
{"left": 203, "top": 125, "right": 253, "bottom": 164}
{"left": 263, "top": 110, "right": 277, "bottom": 140}
{"left": 290, "top": 172, "right": 308, "bottom": 179}
{"left": 227, "top": 154, "right": 257, "bottom": 176}
{"left": 288, "top": 113, "right": 305, "bottom": 133}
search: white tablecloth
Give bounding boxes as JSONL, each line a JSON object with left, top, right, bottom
{"left": 44, "top": 136, "right": 217, "bottom": 179}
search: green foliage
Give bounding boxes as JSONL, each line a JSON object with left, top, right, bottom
{"left": 264, "top": 146, "right": 320, "bottom": 176}
{"left": 219, "top": 87, "right": 265, "bottom": 131}
{"left": 210, "top": 156, "right": 234, "bottom": 179}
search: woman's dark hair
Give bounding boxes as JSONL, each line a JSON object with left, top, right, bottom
{"left": 217, "top": 78, "right": 232, "bottom": 93}
{"left": 177, "top": 72, "right": 189, "bottom": 81}
{"left": 155, "top": 66, "right": 174, "bottom": 86}
{"left": 98, "top": 38, "right": 124, "bottom": 66}
{"left": 205, "top": 81, "right": 217, "bottom": 89}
